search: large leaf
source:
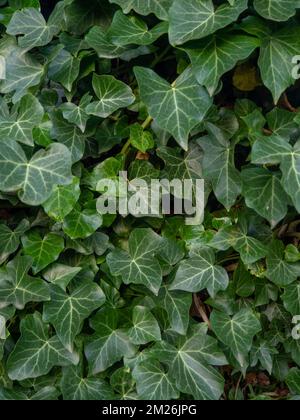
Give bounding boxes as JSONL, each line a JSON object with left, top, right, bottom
{"left": 7, "top": 312, "right": 78, "bottom": 381}
{"left": 107, "top": 228, "right": 163, "bottom": 295}
{"left": 86, "top": 74, "right": 135, "bottom": 118}
{"left": 185, "top": 33, "right": 260, "bottom": 95}
{"left": 169, "top": 0, "right": 248, "bottom": 45}
{"left": 253, "top": 0, "right": 298, "bottom": 22}
{"left": 109, "top": 0, "right": 173, "bottom": 20}
{"left": 22, "top": 231, "right": 64, "bottom": 274}
{"left": 211, "top": 309, "right": 262, "bottom": 368}
{"left": 43, "top": 283, "right": 105, "bottom": 351}
{"left": 170, "top": 248, "right": 229, "bottom": 298}
{"left": 0, "top": 142, "right": 72, "bottom": 206}
{"left": 0, "top": 94, "right": 44, "bottom": 146}
{"left": 135, "top": 67, "right": 211, "bottom": 150}
{"left": 0, "top": 255, "right": 50, "bottom": 309}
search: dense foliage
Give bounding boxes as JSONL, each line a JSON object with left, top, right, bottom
{"left": 0, "top": 0, "right": 300, "bottom": 401}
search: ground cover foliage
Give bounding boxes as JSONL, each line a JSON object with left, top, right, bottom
{"left": 0, "top": 0, "right": 300, "bottom": 401}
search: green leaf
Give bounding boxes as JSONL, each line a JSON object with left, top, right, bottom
{"left": 86, "top": 74, "right": 135, "bottom": 118}
{"left": 42, "top": 263, "right": 82, "bottom": 291}
{"left": 129, "top": 123, "right": 154, "bottom": 152}
{"left": 61, "top": 362, "right": 114, "bottom": 400}
{"left": 0, "top": 94, "right": 44, "bottom": 146}
{"left": 286, "top": 368, "right": 300, "bottom": 395}
{"left": 253, "top": 0, "right": 298, "bottom": 22}
{"left": 0, "top": 255, "right": 50, "bottom": 309}
{"left": 85, "top": 310, "right": 137, "bottom": 375}
{"left": 282, "top": 283, "right": 300, "bottom": 316}
{"left": 198, "top": 123, "right": 242, "bottom": 210}
{"left": 250, "top": 339, "right": 278, "bottom": 375}
{"left": 252, "top": 136, "right": 300, "bottom": 212}
{"left": 7, "top": 5, "right": 63, "bottom": 48}
{"left": 133, "top": 359, "right": 179, "bottom": 400}
{"left": 60, "top": 93, "right": 92, "bottom": 133}
{"left": 7, "top": 312, "right": 78, "bottom": 380}
{"left": 0, "top": 142, "right": 72, "bottom": 206}
{"left": 135, "top": 67, "right": 211, "bottom": 150}
{"left": 185, "top": 33, "right": 260, "bottom": 95}
{"left": 21, "top": 231, "right": 64, "bottom": 274}
{"left": 43, "top": 283, "right": 105, "bottom": 351}
{"left": 107, "top": 228, "right": 163, "bottom": 295}
{"left": 241, "top": 167, "right": 289, "bottom": 227}
{"left": 211, "top": 309, "right": 262, "bottom": 368}
{"left": 128, "top": 306, "right": 161, "bottom": 345}
{"left": 258, "top": 27, "right": 300, "bottom": 103}
{"left": 266, "top": 241, "right": 300, "bottom": 286}
{"left": 48, "top": 48, "right": 80, "bottom": 92}
{"left": 63, "top": 207, "right": 103, "bottom": 240}
{"left": 170, "top": 248, "right": 229, "bottom": 297}
{"left": 43, "top": 177, "right": 81, "bottom": 222}
{"left": 169, "top": 0, "right": 248, "bottom": 45}
{"left": 0, "top": 219, "right": 29, "bottom": 264}
{"left": 109, "top": 0, "right": 173, "bottom": 20}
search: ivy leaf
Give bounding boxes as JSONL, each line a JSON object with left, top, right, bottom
{"left": 286, "top": 368, "right": 300, "bottom": 395}
{"left": 0, "top": 142, "right": 73, "bottom": 206}
{"left": 43, "top": 177, "right": 81, "bottom": 222}
{"left": 241, "top": 167, "right": 289, "bottom": 227}
{"left": 108, "top": 11, "right": 168, "bottom": 46}
{"left": 169, "top": 0, "right": 248, "bottom": 45}
{"left": 48, "top": 48, "right": 80, "bottom": 92}
{"left": 7, "top": 5, "right": 63, "bottom": 48}
{"left": 266, "top": 240, "right": 300, "bottom": 286}
{"left": 21, "top": 231, "right": 64, "bottom": 274}
{"left": 198, "top": 124, "right": 242, "bottom": 210}
{"left": 252, "top": 136, "right": 300, "bottom": 212}
{"left": 107, "top": 228, "right": 163, "bottom": 295}
{"left": 60, "top": 94, "right": 92, "bottom": 133}
{"left": 0, "top": 255, "right": 50, "bottom": 309}
{"left": 211, "top": 309, "right": 262, "bottom": 368}
{"left": 282, "top": 283, "right": 300, "bottom": 316}
{"left": 0, "top": 219, "right": 29, "bottom": 264}
{"left": 185, "top": 33, "right": 260, "bottom": 95}
{"left": 63, "top": 206, "right": 103, "bottom": 240}
{"left": 250, "top": 339, "right": 278, "bottom": 375}
{"left": 170, "top": 248, "right": 229, "bottom": 298}
{"left": 152, "top": 325, "right": 226, "bottom": 400}
{"left": 86, "top": 74, "right": 135, "bottom": 118}
{"left": 85, "top": 310, "right": 137, "bottom": 375}
{"left": 258, "top": 27, "right": 300, "bottom": 103}
{"left": 130, "top": 123, "right": 154, "bottom": 152}
{"left": 133, "top": 359, "right": 179, "bottom": 400}
{"left": 61, "top": 362, "right": 114, "bottom": 400}
{"left": 0, "top": 94, "right": 44, "bottom": 146}
{"left": 43, "top": 283, "right": 105, "bottom": 352}
{"left": 7, "top": 312, "right": 78, "bottom": 381}
{"left": 128, "top": 306, "right": 161, "bottom": 345}
{"left": 135, "top": 67, "right": 211, "bottom": 150}
{"left": 253, "top": 0, "right": 298, "bottom": 22}
{"left": 109, "top": 0, "right": 173, "bottom": 20}
{"left": 42, "top": 263, "right": 82, "bottom": 291}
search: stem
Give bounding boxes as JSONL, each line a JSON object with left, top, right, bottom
{"left": 121, "top": 115, "right": 153, "bottom": 155}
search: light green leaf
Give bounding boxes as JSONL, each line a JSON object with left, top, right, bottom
{"left": 185, "top": 33, "right": 260, "bottom": 95}
{"left": 198, "top": 124, "right": 242, "bottom": 210}
{"left": 43, "top": 177, "right": 81, "bottom": 222}
{"left": 85, "top": 310, "right": 137, "bottom": 375}
{"left": 107, "top": 228, "right": 163, "bottom": 295}
{"left": 21, "top": 231, "right": 64, "bottom": 274}
{"left": 0, "top": 255, "right": 50, "bottom": 309}
{"left": 86, "top": 74, "right": 135, "bottom": 118}
{"left": 135, "top": 67, "right": 211, "bottom": 150}
{"left": 7, "top": 5, "right": 63, "bottom": 48}
{"left": 169, "top": 0, "right": 248, "bottom": 45}
{"left": 7, "top": 312, "right": 78, "bottom": 381}
{"left": 130, "top": 123, "right": 154, "bottom": 153}
{"left": 0, "top": 94, "right": 44, "bottom": 146}
{"left": 108, "top": 11, "right": 168, "bottom": 46}
{"left": 170, "top": 248, "right": 229, "bottom": 297}
{"left": 133, "top": 359, "right": 179, "bottom": 400}
{"left": 252, "top": 136, "right": 300, "bottom": 212}
{"left": 0, "top": 142, "right": 73, "bottom": 206}
{"left": 266, "top": 241, "right": 300, "bottom": 286}
{"left": 211, "top": 309, "right": 262, "bottom": 368}
{"left": 109, "top": 0, "right": 173, "bottom": 20}
{"left": 43, "top": 283, "right": 105, "bottom": 351}
{"left": 254, "top": 0, "right": 298, "bottom": 22}
{"left": 63, "top": 207, "right": 103, "bottom": 240}
{"left": 128, "top": 306, "right": 161, "bottom": 345}
{"left": 241, "top": 167, "right": 289, "bottom": 227}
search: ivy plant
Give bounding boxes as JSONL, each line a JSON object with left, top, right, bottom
{"left": 0, "top": 0, "right": 300, "bottom": 401}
